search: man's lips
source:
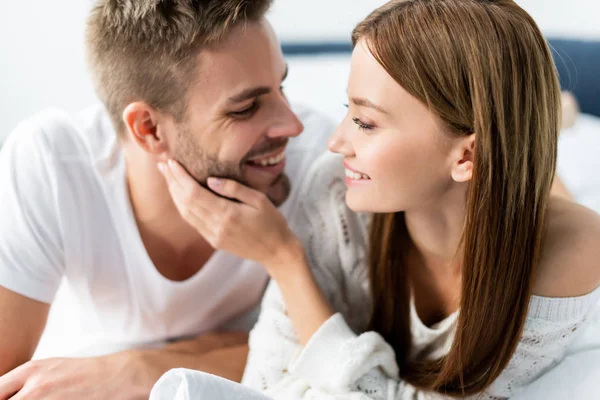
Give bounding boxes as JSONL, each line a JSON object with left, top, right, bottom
{"left": 246, "top": 147, "right": 287, "bottom": 167}
{"left": 243, "top": 146, "right": 287, "bottom": 177}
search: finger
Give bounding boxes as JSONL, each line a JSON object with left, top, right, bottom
{"left": 158, "top": 163, "right": 217, "bottom": 235}
{"left": 158, "top": 161, "right": 184, "bottom": 194}
{"left": 169, "top": 186, "right": 217, "bottom": 241}
{"left": 8, "top": 389, "right": 29, "bottom": 400}
{"left": 0, "top": 364, "right": 28, "bottom": 399}
{"left": 207, "top": 178, "right": 265, "bottom": 209}
{"left": 166, "top": 160, "right": 230, "bottom": 214}
{"left": 159, "top": 161, "right": 219, "bottom": 224}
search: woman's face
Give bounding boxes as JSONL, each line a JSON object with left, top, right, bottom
{"left": 329, "top": 40, "right": 472, "bottom": 213}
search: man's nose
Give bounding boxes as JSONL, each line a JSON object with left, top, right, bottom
{"left": 266, "top": 100, "right": 304, "bottom": 139}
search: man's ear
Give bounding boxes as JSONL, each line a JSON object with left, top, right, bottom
{"left": 451, "top": 134, "right": 475, "bottom": 183}
{"left": 123, "top": 102, "right": 169, "bottom": 155}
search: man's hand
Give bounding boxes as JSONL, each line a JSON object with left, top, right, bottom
{"left": 0, "top": 354, "right": 138, "bottom": 400}
{"left": 0, "top": 332, "right": 249, "bottom": 400}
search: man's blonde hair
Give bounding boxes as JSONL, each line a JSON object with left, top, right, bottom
{"left": 86, "top": 0, "right": 273, "bottom": 134}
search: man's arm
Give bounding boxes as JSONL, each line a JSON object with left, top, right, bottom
{"left": 129, "top": 341, "right": 250, "bottom": 392}
{"left": 0, "top": 286, "right": 50, "bottom": 376}
{"left": 0, "top": 327, "right": 249, "bottom": 400}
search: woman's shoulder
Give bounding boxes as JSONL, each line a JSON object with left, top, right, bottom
{"left": 533, "top": 197, "right": 600, "bottom": 298}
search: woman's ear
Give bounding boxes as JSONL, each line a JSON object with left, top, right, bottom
{"left": 451, "top": 134, "right": 475, "bottom": 183}
{"left": 122, "top": 102, "right": 169, "bottom": 155}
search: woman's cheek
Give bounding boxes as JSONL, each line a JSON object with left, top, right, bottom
{"left": 360, "top": 133, "right": 405, "bottom": 181}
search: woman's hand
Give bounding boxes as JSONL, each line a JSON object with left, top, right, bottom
{"left": 158, "top": 159, "right": 335, "bottom": 343}
{"left": 158, "top": 159, "right": 303, "bottom": 276}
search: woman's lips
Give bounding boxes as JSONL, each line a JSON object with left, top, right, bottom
{"left": 344, "top": 161, "right": 371, "bottom": 182}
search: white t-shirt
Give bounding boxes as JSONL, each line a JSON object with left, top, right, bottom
{"left": 0, "top": 104, "right": 333, "bottom": 355}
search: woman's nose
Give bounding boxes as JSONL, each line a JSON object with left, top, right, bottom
{"left": 328, "top": 124, "right": 354, "bottom": 156}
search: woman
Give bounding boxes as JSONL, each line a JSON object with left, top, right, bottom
{"left": 157, "top": 0, "right": 600, "bottom": 398}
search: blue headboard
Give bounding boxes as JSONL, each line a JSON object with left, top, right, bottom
{"left": 549, "top": 39, "right": 600, "bottom": 118}
{"left": 282, "top": 39, "right": 600, "bottom": 118}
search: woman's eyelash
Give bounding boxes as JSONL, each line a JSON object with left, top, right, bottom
{"left": 352, "top": 117, "right": 375, "bottom": 131}
{"left": 345, "top": 104, "right": 375, "bottom": 131}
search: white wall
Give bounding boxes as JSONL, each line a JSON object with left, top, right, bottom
{"left": 270, "top": 0, "right": 600, "bottom": 42}
{"left": 1, "top": 1, "right": 599, "bottom": 141}
{"left": 0, "top": 1, "right": 96, "bottom": 140}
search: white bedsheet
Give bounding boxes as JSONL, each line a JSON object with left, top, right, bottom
{"left": 150, "top": 369, "right": 271, "bottom": 400}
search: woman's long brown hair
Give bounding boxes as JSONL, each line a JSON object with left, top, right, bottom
{"left": 355, "top": 0, "right": 561, "bottom": 396}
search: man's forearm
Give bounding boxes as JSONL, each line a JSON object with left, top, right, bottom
{"left": 125, "top": 338, "right": 249, "bottom": 398}
{"left": 0, "top": 333, "right": 249, "bottom": 400}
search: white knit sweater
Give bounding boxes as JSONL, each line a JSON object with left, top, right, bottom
{"left": 241, "top": 152, "right": 600, "bottom": 400}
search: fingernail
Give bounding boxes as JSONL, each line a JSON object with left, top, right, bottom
{"left": 157, "top": 163, "right": 166, "bottom": 175}
{"left": 167, "top": 159, "right": 175, "bottom": 168}
{"left": 208, "top": 177, "right": 222, "bottom": 187}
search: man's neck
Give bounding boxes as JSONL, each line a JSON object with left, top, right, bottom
{"left": 123, "top": 143, "right": 211, "bottom": 259}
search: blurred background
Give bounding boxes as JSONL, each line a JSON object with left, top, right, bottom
{"left": 1, "top": 0, "right": 599, "bottom": 358}
{"left": 1, "top": 0, "right": 599, "bottom": 138}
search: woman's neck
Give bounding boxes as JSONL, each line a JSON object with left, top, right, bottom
{"left": 403, "top": 185, "right": 468, "bottom": 324}
{"left": 404, "top": 184, "right": 468, "bottom": 274}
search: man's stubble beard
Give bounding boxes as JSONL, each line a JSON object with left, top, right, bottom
{"left": 172, "top": 124, "right": 291, "bottom": 207}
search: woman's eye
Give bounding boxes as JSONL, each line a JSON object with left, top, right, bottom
{"left": 230, "top": 102, "right": 258, "bottom": 118}
{"left": 352, "top": 117, "right": 375, "bottom": 131}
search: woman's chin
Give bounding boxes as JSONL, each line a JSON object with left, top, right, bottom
{"left": 345, "top": 192, "right": 373, "bottom": 213}
{"left": 345, "top": 192, "right": 403, "bottom": 214}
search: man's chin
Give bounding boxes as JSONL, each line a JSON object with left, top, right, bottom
{"left": 265, "top": 174, "right": 291, "bottom": 207}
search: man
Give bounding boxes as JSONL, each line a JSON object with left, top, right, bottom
{"left": 0, "top": 0, "right": 332, "bottom": 398}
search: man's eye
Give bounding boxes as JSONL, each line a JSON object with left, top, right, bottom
{"left": 230, "top": 102, "right": 258, "bottom": 118}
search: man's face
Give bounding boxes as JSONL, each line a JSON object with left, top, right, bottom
{"left": 167, "top": 19, "right": 303, "bottom": 207}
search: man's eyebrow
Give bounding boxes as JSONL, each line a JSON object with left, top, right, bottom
{"left": 228, "top": 64, "right": 289, "bottom": 104}
{"left": 350, "top": 97, "right": 390, "bottom": 115}
{"left": 229, "top": 87, "right": 271, "bottom": 103}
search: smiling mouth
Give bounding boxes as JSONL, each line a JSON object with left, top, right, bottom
{"left": 344, "top": 163, "right": 371, "bottom": 181}
{"left": 345, "top": 169, "right": 371, "bottom": 181}
{"left": 246, "top": 148, "right": 286, "bottom": 167}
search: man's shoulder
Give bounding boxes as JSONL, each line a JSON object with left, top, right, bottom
{"left": 0, "top": 105, "right": 120, "bottom": 211}
{"left": 2, "top": 105, "right": 113, "bottom": 162}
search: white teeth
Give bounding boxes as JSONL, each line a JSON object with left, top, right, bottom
{"left": 345, "top": 168, "right": 370, "bottom": 180}
{"left": 254, "top": 151, "right": 285, "bottom": 167}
